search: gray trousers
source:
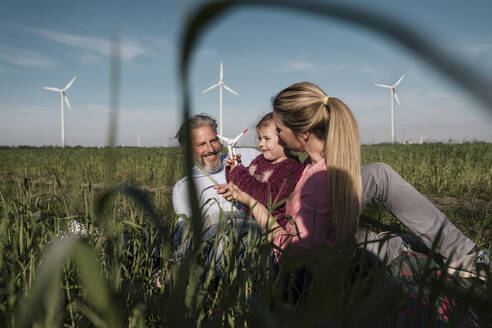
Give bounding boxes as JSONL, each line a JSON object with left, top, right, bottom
{"left": 359, "top": 163, "right": 476, "bottom": 263}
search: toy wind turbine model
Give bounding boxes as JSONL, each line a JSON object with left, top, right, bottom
{"left": 374, "top": 73, "right": 405, "bottom": 144}
{"left": 217, "top": 129, "right": 248, "bottom": 164}
{"left": 43, "top": 76, "right": 77, "bottom": 148}
{"left": 202, "top": 62, "right": 239, "bottom": 136}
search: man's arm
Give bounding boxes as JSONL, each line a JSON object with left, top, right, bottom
{"left": 172, "top": 179, "right": 192, "bottom": 219}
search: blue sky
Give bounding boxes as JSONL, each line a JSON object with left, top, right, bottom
{"left": 1, "top": 0, "right": 491, "bottom": 147}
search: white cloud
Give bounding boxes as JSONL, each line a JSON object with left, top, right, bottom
{"left": 0, "top": 104, "right": 56, "bottom": 117}
{"left": 324, "top": 63, "right": 377, "bottom": 74}
{"left": 79, "top": 51, "right": 103, "bottom": 64}
{"left": 0, "top": 103, "right": 182, "bottom": 146}
{"left": 445, "top": 42, "right": 492, "bottom": 58}
{"left": 145, "top": 36, "right": 175, "bottom": 55}
{"left": 196, "top": 48, "right": 217, "bottom": 58}
{"left": 0, "top": 45, "right": 55, "bottom": 68}
{"left": 271, "top": 60, "right": 314, "bottom": 73}
{"left": 24, "top": 27, "right": 147, "bottom": 61}
{"left": 271, "top": 60, "right": 376, "bottom": 74}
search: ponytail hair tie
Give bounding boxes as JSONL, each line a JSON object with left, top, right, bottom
{"left": 323, "top": 96, "right": 330, "bottom": 106}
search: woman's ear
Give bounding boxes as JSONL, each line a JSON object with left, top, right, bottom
{"left": 299, "top": 131, "right": 310, "bottom": 142}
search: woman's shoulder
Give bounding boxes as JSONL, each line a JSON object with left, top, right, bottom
{"left": 301, "top": 161, "right": 329, "bottom": 194}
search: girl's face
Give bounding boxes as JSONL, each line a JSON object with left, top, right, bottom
{"left": 257, "top": 123, "right": 287, "bottom": 163}
{"left": 273, "top": 113, "right": 304, "bottom": 151}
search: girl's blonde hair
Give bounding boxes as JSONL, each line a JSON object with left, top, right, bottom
{"left": 272, "top": 82, "right": 361, "bottom": 245}
{"left": 256, "top": 112, "right": 274, "bottom": 130}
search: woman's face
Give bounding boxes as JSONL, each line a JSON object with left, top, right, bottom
{"left": 273, "top": 113, "right": 304, "bottom": 151}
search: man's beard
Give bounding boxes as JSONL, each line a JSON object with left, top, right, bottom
{"left": 195, "top": 151, "right": 223, "bottom": 173}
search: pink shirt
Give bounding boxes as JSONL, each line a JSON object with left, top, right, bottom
{"left": 273, "top": 159, "right": 335, "bottom": 261}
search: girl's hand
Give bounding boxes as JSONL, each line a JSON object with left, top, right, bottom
{"left": 225, "top": 156, "right": 235, "bottom": 168}
{"left": 225, "top": 153, "right": 242, "bottom": 169}
{"left": 234, "top": 153, "right": 242, "bottom": 165}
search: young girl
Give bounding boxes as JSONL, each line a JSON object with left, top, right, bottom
{"left": 225, "top": 113, "right": 304, "bottom": 227}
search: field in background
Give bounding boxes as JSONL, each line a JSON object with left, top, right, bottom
{"left": 0, "top": 142, "right": 490, "bottom": 326}
{"left": 1, "top": 142, "right": 490, "bottom": 247}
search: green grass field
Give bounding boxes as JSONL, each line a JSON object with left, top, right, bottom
{"left": 0, "top": 142, "right": 491, "bottom": 326}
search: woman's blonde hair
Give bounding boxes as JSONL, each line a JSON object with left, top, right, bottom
{"left": 272, "top": 82, "right": 361, "bottom": 245}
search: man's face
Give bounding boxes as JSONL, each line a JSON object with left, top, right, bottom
{"left": 191, "top": 126, "right": 223, "bottom": 173}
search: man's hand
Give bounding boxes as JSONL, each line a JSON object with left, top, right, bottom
{"left": 214, "top": 182, "right": 252, "bottom": 205}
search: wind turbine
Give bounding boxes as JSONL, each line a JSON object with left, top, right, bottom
{"left": 43, "top": 76, "right": 76, "bottom": 148}
{"left": 374, "top": 73, "right": 405, "bottom": 144}
{"left": 202, "top": 62, "right": 239, "bottom": 136}
{"left": 136, "top": 135, "right": 143, "bottom": 147}
{"left": 217, "top": 129, "right": 248, "bottom": 164}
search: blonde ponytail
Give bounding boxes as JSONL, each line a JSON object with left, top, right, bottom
{"left": 273, "top": 82, "right": 361, "bottom": 246}
{"left": 325, "top": 98, "right": 361, "bottom": 245}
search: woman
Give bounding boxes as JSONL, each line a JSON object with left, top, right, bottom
{"left": 215, "top": 82, "right": 362, "bottom": 261}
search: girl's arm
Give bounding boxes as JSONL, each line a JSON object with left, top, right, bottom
{"left": 229, "top": 158, "right": 303, "bottom": 212}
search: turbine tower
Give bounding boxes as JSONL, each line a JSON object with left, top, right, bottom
{"left": 43, "top": 76, "right": 76, "bottom": 148}
{"left": 374, "top": 74, "right": 405, "bottom": 144}
{"left": 202, "top": 62, "right": 238, "bottom": 136}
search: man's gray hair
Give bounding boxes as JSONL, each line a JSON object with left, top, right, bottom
{"left": 175, "top": 114, "right": 218, "bottom": 146}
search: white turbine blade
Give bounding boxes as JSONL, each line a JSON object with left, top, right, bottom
{"left": 64, "top": 76, "right": 77, "bottom": 90}
{"left": 373, "top": 83, "right": 392, "bottom": 89}
{"left": 43, "top": 87, "right": 62, "bottom": 92}
{"left": 220, "top": 62, "right": 223, "bottom": 81}
{"left": 393, "top": 73, "right": 405, "bottom": 87}
{"left": 64, "top": 95, "right": 72, "bottom": 110}
{"left": 217, "top": 134, "right": 232, "bottom": 144}
{"left": 233, "top": 128, "right": 248, "bottom": 143}
{"left": 202, "top": 83, "right": 219, "bottom": 94}
{"left": 394, "top": 91, "right": 401, "bottom": 106}
{"left": 223, "top": 84, "right": 239, "bottom": 96}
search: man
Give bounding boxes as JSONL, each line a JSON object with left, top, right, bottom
{"left": 172, "top": 114, "right": 260, "bottom": 228}
{"left": 171, "top": 114, "right": 261, "bottom": 270}
{"left": 173, "top": 114, "right": 489, "bottom": 280}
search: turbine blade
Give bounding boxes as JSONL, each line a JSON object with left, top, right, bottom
{"left": 373, "top": 83, "right": 391, "bottom": 89}
{"left": 223, "top": 84, "right": 239, "bottom": 96}
{"left": 220, "top": 62, "right": 223, "bottom": 81}
{"left": 202, "top": 83, "right": 219, "bottom": 94}
{"left": 64, "top": 95, "right": 72, "bottom": 110}
{"left": 233, "top": 128, "right": 248, "bottom": 143}
{"left": 394, "top": 91, "right": 401, "bottom": 106}
{"left": 217, "top": 135, "right": 231, "bottom": 143}
{"left": 43, "top": 87, "right": 62, "bottom": 92}
{"left": 64, "top": 76, "right": 77, "bottom": 90}
{"left": 393, "top": 73, "right": 405, "bottom": 87}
